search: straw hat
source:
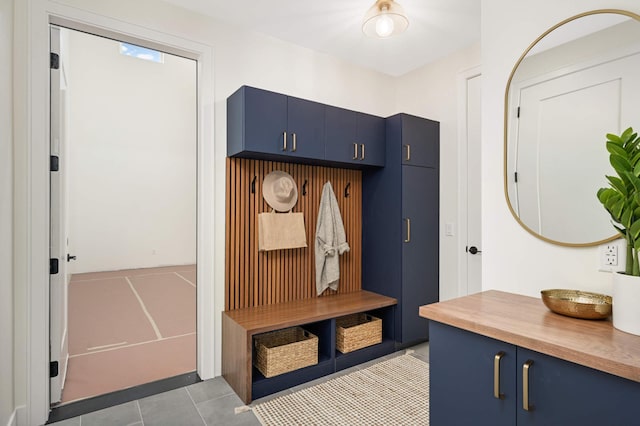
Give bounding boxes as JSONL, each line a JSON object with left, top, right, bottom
{"left": 262, "top": 171, "right": 298, "bottom": 212}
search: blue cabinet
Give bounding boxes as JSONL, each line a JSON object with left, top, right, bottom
{"left": 228, "top": 86, "right": 384, "bottom": 167}
{"left": 227, "top": 86, "right": 324, "bottom": 161}
{"left": 363, "top": 113, "right": 439, "bottom": 345}
{"left": 516, "top": 347, "right": 640, "bottom": 425}
{"left": 430, "top": 321, "right": 516, "bottom": 426}
{"left": 401, "top": 166, "right": 439, "bottom": 343}
{"left": 325, "top": 106, "right": 385, "bottom": 167}
{"left": 400, "top": 113, "right": 439, "bottom": 168}
{"left": 430, "top": 321, "right": 640, "bottom": 426}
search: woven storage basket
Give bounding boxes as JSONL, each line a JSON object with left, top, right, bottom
{"left": 254, "top": 327, "right": 318, "bottom": 378}
{"left": 336, "top": 313, "right": 382, "bottom": 353}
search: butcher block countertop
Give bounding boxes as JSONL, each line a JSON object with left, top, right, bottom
{"left": 419, "top": 290, "right": 640, "bottom": 383}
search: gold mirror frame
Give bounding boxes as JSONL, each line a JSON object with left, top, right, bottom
{"left": 503, "top": 9, "right": 640, "bottom": 247}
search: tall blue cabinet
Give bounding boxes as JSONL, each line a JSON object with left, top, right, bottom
{"left": 363, "top": 113, "right": 440, "bottom": 345}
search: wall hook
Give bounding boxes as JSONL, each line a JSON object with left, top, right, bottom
{"left": 302, "top": 179, "right": 308, "bottom": 196}
{"left": 344, "top": 182, "right": 351, "bottom": 198}
{"left": 251, "top": 176, "right": 256, "bottom": 194}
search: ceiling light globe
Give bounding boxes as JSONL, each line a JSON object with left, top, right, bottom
{"left": 362, "top": 0, "right": 409, "bottom": 38}
{"left": 375, "top": 14, "right": 394, "bottom": 38}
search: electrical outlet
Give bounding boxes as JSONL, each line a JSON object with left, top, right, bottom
{"left": 599, "top": 241, "right": 626, "bottom": 272}
{"left": 604, "top": 245, "right": 617, "bottom": 266}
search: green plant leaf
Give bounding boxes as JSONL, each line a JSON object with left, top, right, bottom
{"left": 626, "top": 171, "right": 640, "bottom": 193}
{"left": 612, "top": 199, "right": 625, "bottom": 219}
{"left": 611, "top": 154, "right": 632, "bottom": 173}
{"left": 607, "top": 133, "right": 623, "bottom": 144}
{"left": 630, "top": 219, "right": 640, "bottom": 240}
{"left": 606, "top": 176, "right": 627, "bottom": 196}
{"left": 622, "top": 206, "right": 633, "bottom": 228}
{"left": 607, "top": 142, "right": 627, "bottom": 157}
{"left": 621, "top": 127, "right": 634, "bottom": 141}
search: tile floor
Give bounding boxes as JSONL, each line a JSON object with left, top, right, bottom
{"left": 50, "top": 342, "right": 429, "bottom": 426}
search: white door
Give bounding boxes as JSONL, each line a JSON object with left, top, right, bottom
{"left": 50, "top": 25, "right": 70, "bottom": 404}
{"left": 465, "top": 74, "right": 482, "bottom": 295}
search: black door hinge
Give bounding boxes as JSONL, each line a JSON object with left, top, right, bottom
{"left": 50, "top": 156, "right": 59, "bottom": 172}
{"left": 514, "top": 172, "right": 518, "bottom": 183}
{"left": 517, "top": 106, "right": 521, "bottom": 118}
{"left": 50, "top": 258, "right": 59, "bottom": 275}
{"left": 50, "top": 361, "right": 59, "bottom": 378}
{"left": 50, "top": 52, "right": 59, "bottom": 70}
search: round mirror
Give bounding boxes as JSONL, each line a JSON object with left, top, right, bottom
{"left": 504, "top": 9, "right": 640, "bottom": 246}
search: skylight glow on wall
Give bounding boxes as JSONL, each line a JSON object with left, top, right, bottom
{"left": 119, "top": 42, "right": 164, "bottom": 63}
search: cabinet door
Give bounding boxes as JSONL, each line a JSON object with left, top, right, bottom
{"left": 430, "top": 322, "right": 517, "bottom": 426}
{"left": 324, "top": 105, "right": 357, "bottom": 163}
{"left": 287, "top": 97, "right": 325, "bottom": 160}
{"left": 516, "top": 347, "right": 640, "bottom": 426}
{"left": 356, "top": 112, "right": 385, "bottom": 166}
{"left": 242, "top": 86, "right": 288, "bottom": 155}
{"left": 401, "top": 115, "right": 439, "bottom": 168}
{"left": 401, "top": 165, "right": 438, "bottom": 343}
{"left": 325, "top": 107, "right": 385, "bottom": 166}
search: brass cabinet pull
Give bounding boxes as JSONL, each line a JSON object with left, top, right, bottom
{"left": 283, "top": 132, "right": 287, "bottom": 151}
{"left": 360, "top": 144, "right": 365, "bottom": 160}
{"left": 523, "top": 360, "right": 534, "bottom": 411}
{"left": 353, "top": 143, "right": 358, "bottom": 160}
{"left": 403, "top": 144, "right": 411, "bottom": 161}
{"left": 292, "top": 133, "right": 297, "bottom": 152}
{"left": 494, "top": 351, "right": 505, "bottom": 399}
{"left": 404, "top": 218, "right": 411, "bottom": 243}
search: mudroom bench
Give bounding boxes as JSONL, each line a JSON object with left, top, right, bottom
{"left": 222, "top": 290, "right": 397, "bottom": 403}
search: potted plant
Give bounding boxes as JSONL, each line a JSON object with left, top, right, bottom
{"left": 597, "top": 127, "right": 640, "bottom": 335}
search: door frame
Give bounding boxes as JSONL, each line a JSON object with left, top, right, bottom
{"left": 456, "top": 65, "right": 482, "bottom": 298}
{"left": 18, "top": 2, "right": 218, "bottom": 424}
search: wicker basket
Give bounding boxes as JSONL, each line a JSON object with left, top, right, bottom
{"left": 253, "top": 327, "right": 318, "bottom": 378}
{"left": 336, "top": 313, "right": 382, "bottom": 353}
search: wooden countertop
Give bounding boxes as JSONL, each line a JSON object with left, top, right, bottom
{"left": 419, "top": 290, "right": 640, "bottom": 383}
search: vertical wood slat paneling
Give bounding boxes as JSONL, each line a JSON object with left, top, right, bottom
{"left": 225, "top": 158, "right": 362, "bottom": 310}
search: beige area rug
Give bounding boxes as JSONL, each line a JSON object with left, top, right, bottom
{"left": 252, "top": 354, "right": 429, "bottom": 426}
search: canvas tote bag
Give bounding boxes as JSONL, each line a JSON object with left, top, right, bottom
{"left": 258, "top": 210, "right": 308, "bottom": 251}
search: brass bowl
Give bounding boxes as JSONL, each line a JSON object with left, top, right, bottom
{"left": 540, "top": 289, "right": 612, "bottom": 320}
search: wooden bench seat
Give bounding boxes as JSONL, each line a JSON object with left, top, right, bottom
{"left": 222, "top": 290, "right": 397, "bottom": 403}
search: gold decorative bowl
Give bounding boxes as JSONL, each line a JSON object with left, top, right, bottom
{"left": 540, "top": 289, "right": 612, "bottom": 320}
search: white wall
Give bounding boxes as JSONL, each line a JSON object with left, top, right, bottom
{"left": 482, "top": 0, "right": 640, "bottom": 298}
{"left": 395, "top": 42, "right": 481, "bottom": 301}
{"left": 66, "top": 29, "right": 197, "bottom": 273}
{"left": 1, "top": 0, "right": 14, "bottom": 424}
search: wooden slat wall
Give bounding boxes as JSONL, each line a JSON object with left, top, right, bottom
{"left": 225, "top": 158, "right": 362, "bottom": 311}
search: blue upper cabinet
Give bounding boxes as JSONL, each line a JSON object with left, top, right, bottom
{"left": 325, "top": 106, "right": 385, "bottom": 167}
{"left": 400, "top": 113, "right": 439, "bottom": 168}
{"left": 228, "top": 86, "right": 288, "bottom": 158}
{"left": 228, "top": 86, "right": 384, "bottom": 167}
{"left": 286, "top": 96, "right": 325, "bottom": 160}
{"left": 228, "top": 86, "right": 323, "bottom": 160}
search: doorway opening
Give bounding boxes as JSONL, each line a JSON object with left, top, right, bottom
{"left": 50, "top": 25, "right": 198, "bottom": 406}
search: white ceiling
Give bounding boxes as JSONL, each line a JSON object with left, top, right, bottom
{"left": 163, "top": 0, "right": 481, "bottom": 76}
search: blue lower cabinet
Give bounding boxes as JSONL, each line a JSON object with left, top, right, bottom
{"left": 430, "top": 321, "right": 640, "bottom": 426}
{"left": 516, "top": 347, "right": 640, "bottom": 425}
{"left": 430, "top": 321, "right": 516, "bottom": 426}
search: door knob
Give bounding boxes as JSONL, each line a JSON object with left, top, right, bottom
{"left": 67, "top": 254, "right": 77, "bottom": 262}
{"left": 467, "top": 246, "right": 482, "bottom": 255}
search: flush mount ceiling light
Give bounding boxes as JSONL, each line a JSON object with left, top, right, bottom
{"left": 362, "top": 0, "right": 409, "bottom": 38}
